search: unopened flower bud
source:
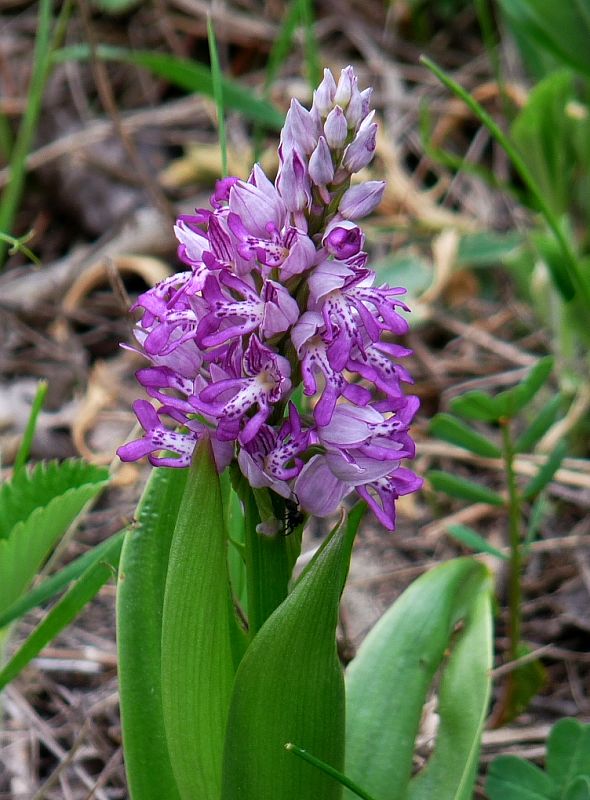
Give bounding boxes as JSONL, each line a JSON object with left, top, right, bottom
{"left": 342, "top": 121, "right": 377, "bottom": 172}
{"left": 324, "top": 106, "right": 348, "bottom": 149}
{"left": 345, "top": 82, "right": 363, "bottom": 128}
{"left": 334, "top": 65, "right": 356, "bottom": 107}
{"left": 339, "top": 181, "right": 385, "bottom": 220}
{"left": 281, "top": 99, "right": 319, "bottom": 155}
{"left": 309, "top": 136, "right": 334, "bottom": 186}
{"left": 323, "top": 220, "right": 364, "bottom": 259}
{"left": 360, "top": 87, "right": 373, "bottom": 119}
{"left": 313, "top": 69, "right": 337, "bottom": 117}
{"left": 276, "top": 147, "right": 311, "bottom": 212}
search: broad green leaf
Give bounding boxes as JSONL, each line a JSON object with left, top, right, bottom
{"left": 457, "top": 231, "right": 523, "bottom": 267}
{"left": 161, "top": 441, "right": 234, "bottom": 800}
{"left": 345, "top": 558, "right": 492, "bottom": 800}
{"left": 446, "top": 523, "right": 508, "bottom": 560}
{"left": 0, "top": 529, "right": 126, "bottom": 629}
{"left": 496, "top": 357, "right": 555, "bottom": 419}
{"left": 117, "top": 466, "right": 188, "bottom": 800}
{"left": 221, "top": 505, "right": 364, "bottom": 800}
{"left": 522, "top": 440, "right": 567, "bottom": 500}
{"left": 54, "top": 45, "right": 284, "bottom": 129}
{"left": 486, "top": 755, "right": 555, "bottom": 800}
{"left": 408, "top": 568, "right": 493, "bottom": 800}
{"left": 511, "top": 71, "right": 577, "bottom": 218}
{"left": 0, "top": 460, "right": 108, "bottom": 613}
{"left": 565, "top": 777, "right": 590, "bottom": 800}
{"left": 0, "top": 534, "right": 122, "bottom": 690}
{"left": 547, "top": 719, "right": 590, "bottom": 790}
{"left": 515, "top": 394, "right": 562, "bottom": 453}
{"left": 429, "top": 413, "right": 501, "bottom": 457}
{"left": 498, "top": 0, "right": 590, "bottom": 78}
{"left": 531, "top": 227, "right": 578, "bottom": 302}
{"left": 428, "top": 470, "right": 504, "bottom": 506}
{"left": 449, "top": 390, "right": 503, "bottom": 422}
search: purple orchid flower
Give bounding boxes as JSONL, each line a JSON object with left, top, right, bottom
{"left": 118, "top": 65, "right": 422, "bottom": 531}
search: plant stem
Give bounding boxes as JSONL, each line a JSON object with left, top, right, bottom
{"left": 500, "top": 419, "right": 522, "bottom": 663}
{"left": 420, "top": 56, "right": 590, "bottom": 313}
{"left": 242, "top": 487, "right": 299, "bottom": 639}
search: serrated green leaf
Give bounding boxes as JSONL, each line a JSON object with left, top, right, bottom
{"left": 515, "top": 394, "right": 562, "bottom": 453}
{"left": 486, "top": 755, "right": 555, "bottom": 800}
{"left": 522, "top": 440, "right": 567, "bottom": 500}
{"left": 565, "top": 776, "right": 590, "bottom": 800}
{"left": 547, "top": 718, "right": 590, "bottom": 790}
{"left": 449, "top": 390, "right": 503, "bottom": 422}
{"left": 345, "top": 558, "right": 492, "bottom": 800}
{"left": 0, "top": 461, "right": 108, "bottom": 614}
{"left": 496, "top": 357, "right": 554, "bottom": 418}
{"left": 0, "top": 529, "right": 126, "bottom": 629}
{"left": 429, "top": 413, "right": 501, "bottom": 457}
{"left": 161, "top": 441, "right": 234, "bottom": 800}
{"left": 0, "top": 534, "right": 122, "bottom": 690}
{"left": 221, "top": 505, "right": 364, "bottom": 800}
{"left": 446, "top": 524, "right": 508, "bottom": 560}
{"left": 54, "top": 45, "right": 284, "bottom": 129}
{"left": 0, "top": 459, "right": 108, "bottom": 540}
{"left": 428, "top": 470, "right": 504, "bottom": 506}
{"left": 117, "top": 467, "right": 189, "bottom": 800}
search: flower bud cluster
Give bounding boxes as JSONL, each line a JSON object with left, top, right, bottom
{"left": 118, "top": 66, "right": 422, "bottom": 530}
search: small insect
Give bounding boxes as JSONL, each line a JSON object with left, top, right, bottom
{"left": 282, "top": 497, "right": 305, "bottom": 536}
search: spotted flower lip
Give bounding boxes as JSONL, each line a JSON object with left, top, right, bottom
{"left": 118, "top": 65, "right": 421, "bottom": 531}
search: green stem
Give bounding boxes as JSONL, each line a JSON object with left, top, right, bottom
{"left": 242, "top": 487, "right": 298, "bottom": 639}
{"left": 420, "top": 55, "right": 590, "bottom": 312}
{"left": 501, "top": 419, "right": 522, "bottom": 662}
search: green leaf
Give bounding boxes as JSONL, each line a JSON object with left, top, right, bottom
{"left": 0, "top": 534, "right": 121, "bottom": 690}
{"left": 496, "top": 357, "right": 555, "bottom": 419}
{"left": 500, "top": 644, "right": 547, "bottom": 725}
{"left": 0, "top": 460, "right": 108, "bottom": 614}
{"left": 428, "top": 470, "right": 504, "bottom": 506}
{"left": 117, "top": 466, "right": 189, "bottom": 800}
{"left": 498, "top": 0, "right": 590, "bottom": 78}
{"left": 522, "top": 440, "right": 567, "bottom": 500}
{"left": 207, "top": 18, "right": 227, "bottom": 178}
{"left": 515, "top": 394, "right": 562, "bottom": 453}
{"left": 54, "top": 45, "right": 284, "bottom": 129}
{"left": 91, "top": 0, "right": 141, "bottom": 12}
{"left": 511, "top": 71, "right": 577, "bottom": 218}
{"left": 161, "top": 441, "right": 235, "bottom": 800}
{"left": 547, "top": 719, "right": 590, "bottom": 790}
{"left": 13, "top": 380, "right": 47, "bottom": 471}
{"left": 449, "top": 390, "right": 503, "bottom": 422}
{"left": 408, "top": 567, "right": 493, "bottom": 800}
{"left": 565, "top": 777, "right": 590, "bottom": 800}
{"left": 446, "top": 524, "right": 508, "bottom": 560}
{"left": 486, "top": 755, "right": 556, "bottom": 800}
{"left": 345, "top": 558, "right": 493, "bottom": 800}
{"left": 457, "top": 231, "right": 523, "bottom": 267}
{"left": 429, "top": 413, "right": 502, "bottom": 457}
{"left": 221, "top": 505, "right": 364, "bottom": 800}
{"left": 0, "top": 529, "right": 126, "bottom": 629}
